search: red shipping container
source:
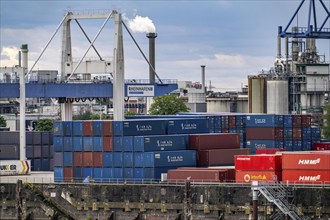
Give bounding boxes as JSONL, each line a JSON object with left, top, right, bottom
{"left": 313, "top": 142, "right": 330, "bottom": 151}
{"left": 235, "top": 154, "right": 282, "bottom": 171}
{"left": 292, "top": 115, "right": 302, "bottom": 128}
{"left": 282, "top": 170, "right": 330, "bottom": 184}
{"left": 198, "top": 148, "right": 250, "bottom": 166}
{"left": 301, "top": 115, "right": 311, "bottom": 127}
{"left": 83, "top": 121, "right": 93, "bottom": 136}
{"left": 177, "top": 167, "right": 235, "bottom": 182}
{"left": 236, "top": 170, "right": 282, "bottom": 183}
{"left": 282, "top": 152, "right": 330, "bottom": 170}
{"left": 93, "top": 152, "right": 103, "bottom": 167}
{"left": 102, "top": 121, "right": 113, "bottom": 136}
{"left": 64, "top": 167, "right": 73, "bottom": 182}
{"left": 256, "top": 148, "right": 286, "bottom": 154}
{"left": 189, "top": 133, "right": 240, "bottom": 150}
{"left": 246, "top": 128, "right": 283, "bottom": 140}
{"left": 83, "top": 152, "right": 93, "bottom": 167}
{"left": 168, "top": 169, "right": 229, "bottom": 182}
{"left": 103, "top": 136, "right": 113, "bottom": 152}
{"left": 292, "top": 128, "right": 302, "bottom": 140}
{"left": 73, "top": 152, "right": 83, "bottom": 167}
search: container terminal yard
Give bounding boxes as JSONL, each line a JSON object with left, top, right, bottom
{"left": 1, "top": 1, "right": 330, "bottom": 220}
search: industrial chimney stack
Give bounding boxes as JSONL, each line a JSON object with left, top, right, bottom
{"left": 146, "top": 33, "right": 157, "bottom": 84}
{"left": 201, "top": 65, "right": 206, "bottom": 94}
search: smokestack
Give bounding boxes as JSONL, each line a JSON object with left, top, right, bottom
{"left": 20, "top": 44, "right": 28, "bottom": 73}
{"left": 147, "top": 33, "right": 157, "bottom": 84}
{"left": 18, "top": 51, "right": 22, "bottom": 67}
{"left": 277, "top": 36, "right": 281, "bottom": 59}
{"left": 201, "top": 65, "right": 206, "bottom": 93}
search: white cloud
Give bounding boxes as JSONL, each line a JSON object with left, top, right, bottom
{"left": 0, "top": 46, "right": 19, "bottom": 67}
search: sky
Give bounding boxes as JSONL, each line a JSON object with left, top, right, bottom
{"left": 1, "top": 0, "right": 330, "bottom": 91}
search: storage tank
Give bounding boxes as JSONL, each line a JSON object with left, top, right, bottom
{"left": 266, "top": 80, "right": 288, "bottom": 114}
{"left": 248, "top": 77, "right": 266, "bottom": 113}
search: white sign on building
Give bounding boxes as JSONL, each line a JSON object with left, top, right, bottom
{"left": 127, "top": 85, "right": 155, "bottom": 97}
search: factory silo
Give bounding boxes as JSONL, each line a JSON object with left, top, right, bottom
{"left": 266, "top": 80, "right": 289, "bottom": 114}
{"left": 248, "top": 76, "right": 267, "bottom": 113}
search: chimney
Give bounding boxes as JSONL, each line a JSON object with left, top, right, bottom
{"left": 146, "top": 33, "right": 157, "bottom": 84}
{"left": 201, "top": 65, "right": 206, "bottom": 94}
{"left": 20, "top": 44, "right": 28, "bottom": 73}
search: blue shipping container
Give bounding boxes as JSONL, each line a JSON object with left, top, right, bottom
{"left": 302, "top": 141, "right": 312, "bottom": 151}
{"left": 53, "top": 121, "right": 63, "bottom": 136}
{"left": 284, "top": 140, "right": 293, "bottom": 151}
{"left": 74, "top": 167, "right": 82, "bottom": 180}
{"left": 113, "top": 136, "right": 134, "bottom": 151}
{"left": 93, "top": 168, "right": 103, "bottom": 181}
{"left": 283, "top": 128, "right": 293, "bottom": 139}
{"left": 53, "top": 137, "right": 63, "bottom": 152}
{"left": 72, "top": 121, "right": 83, "bottom": 136}
{"left": 93, "top": 137, "right": 103, "bottom": 152}
{"left": 73, "top": 137, "right": 83, "bottom": 151}
{"left": 113, "top": 167, "right": 123, "bottom": 180}
{"left": 134, "top": 134, "right": 188, "bottom": 152}
{"left": 144, "top": 167, "right": 175, "bottom": 180}
{"left": 83, "top": 137, "right": 93, "bottom": 151}
{"left": 134, "top": 152, "right": 153, "bottom": 167}
{"left": 113, "top": 120, "right": 167, "bottom": 136}
{"left": 82, "top": 168, "right": 93, "bottom": 179}
{"left": 113, "top": 152, "right": 123, "bottom": 167}
{"left": 246, "top": 140, "right": 283, "bottom": 154}
{"left": 54, "top": 167, "right": 64, "bottom": 182}
{"left": 124, "top": 168, "right": 134, "bottom": 179}
{"left": 93, "top": 121, "right": 103, "bottom": 136}
{"left": 246, "top": 114, "right": 283, "bottom": 127}
{"left": 32, "top": 159, "right": 41, "bottom": 171}
{"left": 63, "top": 152, "right": 73, "bottom": 166}
{"left": 63, "top": 137, "right": 73, "bottom": 151}
{"left": 63, "top": 121, "right": 73, "bottom": 136}
{"left": 102, "top": 168, "right": 113, "bottom": 180}
{"left": 292, "top": 141, "right": 302, "bottom": 151}
{"left": 283, "top": 115, "right": 293, "bottom": 127}
{"left": 42, "top": 158, "right": 50, "bottom": 171}
{"left": 167, "top": 118, "right": 210, "bottom": 134}
{"left": 137, "top": 150, "right": 196, "bottom": 167}
{"left": 123, "top": 152, "right": 134, "bottom": 167}
{"left": 103, "top": 152, "right": 113, "bottom": 167}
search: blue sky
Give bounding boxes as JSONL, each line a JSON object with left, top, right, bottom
{"left": 1, "top": 0, "right": 330, "bottom": 90}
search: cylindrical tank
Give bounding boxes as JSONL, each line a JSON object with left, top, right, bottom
{"left": 267, "top": 80, "right": 289, "bottom": 114}
{"left": 248, "top": 77, "right": 266, "bottom": 113}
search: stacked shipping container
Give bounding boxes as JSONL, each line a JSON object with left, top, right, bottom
{"left": 235, "top": 154, "right": 282, "bottom": 183}
{"left": 188, "top": 133, "right": 250, "bottom": 166}
{"left": 0, "top": 131, "right": 54, "bottom": 171}
{"left": 53, "top": 119, "right": 210, "bottom": 182}
{"left": 282, "top": 151, "right": 330, "bottom": 184}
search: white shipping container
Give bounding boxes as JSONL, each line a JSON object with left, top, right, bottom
{"left": 0, "top": 160, "right": 30, "bottom": 176}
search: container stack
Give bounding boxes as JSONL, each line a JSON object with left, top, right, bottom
{"left": 53, "top": 119, "right": 203, "bottom": 182}
{"left": 235, "top": 154, "right": 282, "bottom": 183}
{"left": 188, "top": 133, "right": 250, "bottom": 166}
{"left": 282, "top": 151, "right": 330, "bottom": 184}
{"left": 246, "top": 114, "right": 284, "bottom": 154}
{"left": 53, "top": 120, "right": 114, "bottom": 182}
{"left": 0, "top": 131, "right": 54, "bottom": 171}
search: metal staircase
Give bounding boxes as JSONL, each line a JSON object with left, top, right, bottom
{"left": 23, "top": 181, "right": 76, "bottom": 220}
{"left": 252, "top": 181, "right": 307, "bottom": 220}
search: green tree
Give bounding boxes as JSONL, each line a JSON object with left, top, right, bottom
{"left": 149, "top": 95, "right": 190, "bottom": 115}
{"left": 35, "top": 118, "right": 54, "bottom": 131}
{"left": 73, "top": 111, "right": 112, "bottom": 120}
{"left": 0, "top": 115, "right": 6, "bottom": 127}
{"left": 322, "top": 104, "right": 330, "bottom": 139}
